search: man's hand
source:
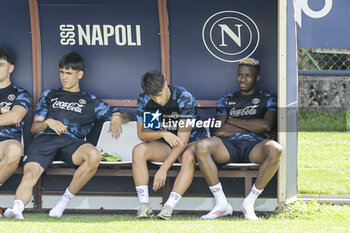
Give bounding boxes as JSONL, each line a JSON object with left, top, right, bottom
{"left": 45, "top": 118, "right": 68, "bottom": 135}
{"left": 161, "top": 131, "right": 184, "bottom": 148}
{"left": 153, "top": 167, "right": 168, "bottom": 191}
{"left": 109, "top": 113, "right": 123, "bottom": 139}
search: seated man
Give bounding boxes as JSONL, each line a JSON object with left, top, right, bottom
{"left": 5, "top": 51, "right": 130, "bottom": 219}
{"left": 195, "top": 58, "right": 282, "bottom": 220}
{"left": 0, "top": 48, "right": 31, "bottom": 188}
{"left": 133, "top": 70, "right": 207, "bottom": 219}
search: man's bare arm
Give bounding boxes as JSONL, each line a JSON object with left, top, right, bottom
{"left": 225, "top": 110, "right": 276, "bottom": 134}
{"left": 153, "top": 124, "right": 191, "bottom": 191}
{"left": 136, "top": 121, "right": 183, "bottom": 148}
{"left": 31, "top": 116, "right": 68, "bottom": 135}
{"left": 214, "top": 115, "right": 246, "bottom": 137}
{"left": 0, "top": 105, "right": 27, "bottom": 127}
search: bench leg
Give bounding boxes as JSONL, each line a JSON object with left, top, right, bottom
{"left": 244, "top": 175, "right": 253, "bottom": 197}
{"left": 33, "top": 177, "right": 42, "bottom": 210}
{"left": 162, "top": 177, "right": 172, "bottom": 205}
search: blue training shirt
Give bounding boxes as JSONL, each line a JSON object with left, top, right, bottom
{"left": 216, "top": 89, "right": 277, "bottom": 142}
{"left": 0, "top": 84, "right": 31, "bottom": 141}
{"left": 35, "top": 88, "right": 119, "bottom": 139}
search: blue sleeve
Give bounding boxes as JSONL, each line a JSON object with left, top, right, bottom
{"left": 13, "top": 89, "right": 31, "bottom": 112}
{"left": 266, "top": 94, "right": 277, "bottom": 111}
{"left": 177, "top": 91, "right": 197, "bottom": 120}
{"left": 136, "top": 93, "right": 148, "bottom": 122}
{"left": 216, "top": 96, "right": 228, "bottom": 116}
{"left": 92, "top": 95, "right": 119, "bottom": 121}
{"left": 34, "top": 90, "right": 50, "bottom": 118}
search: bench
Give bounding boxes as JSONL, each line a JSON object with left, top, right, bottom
{"left": 4, "top": 121, "right": 263, "bottom": 211}
{"left": 36, "top": 121, "right": 260, "bottom": 209}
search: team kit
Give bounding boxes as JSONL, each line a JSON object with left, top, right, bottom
{"left": 0, "top": 48, "right": 282, "bottom": 221}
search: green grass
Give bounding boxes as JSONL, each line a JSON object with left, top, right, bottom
{"left": 298, "top": 111, "right": 349, "bottom": 131}
{"left": 298, "top": 132, "right": 350, "bottom": 194}
{"left": 0, "top": 202, "right": 349, "bottom": 233}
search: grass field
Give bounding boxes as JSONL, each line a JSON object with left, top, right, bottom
{"left": 298, "top": 111, "right": 349, "bottom": 132}
{"left": 0, "top": 201, "right": 349, "bottom": 233}
{"left": 298, "top": 132, "right": 350, "bottom": 194}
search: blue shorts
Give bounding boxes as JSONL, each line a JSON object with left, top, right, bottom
{"left": 23, "top": 134, "right": 87, "bottom": 170}
{"left": 0, "top": 136, "right": 18, "bottom": 143}
{"left": 220, "top": 138, "right": 262, "bottom": 163}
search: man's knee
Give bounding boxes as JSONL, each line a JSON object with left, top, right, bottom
{"left": 265, "top": 141, "right": 283, "bottom": 162}
{"left": 86, "top": 149, "right": 101, "bottom": 168}
{"left": 181, "top": 152, "right": 196, "bottom": 167}
{"left": 22, "top": 164, "right": 42, "bottom": 184}
{"left": 5, "top": 143, "right": 23, "bottom": 164}
{"left": 132, "top": 143, "right": 148, "bottom": 162}
{"left": 195, "top": 139, "right": 211, "bottom": 160}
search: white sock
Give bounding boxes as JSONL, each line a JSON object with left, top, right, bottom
{"left": 49, "top": 188, "right": 75, "bottom": 218}
{"left": 4, "top": 199, "right": 25, "bottom": 219}
{"left": 13, "top": 199, "right": 24, "bottom": 213}
{"left": 0, "top": 184, "right": 2, "bottom": 187}
{"left": 136, "top": 185, "right": 149, "bottom": 204}
{"left": 209, "top": 183, "right": 228, "bottom": 205}
{"left": 244, "top": 184, "right": 263, "bottom": 206}
{"left": 242, "top": 184, "right": 263, "bottom": 220}
{"left": 164, "top": 192, "right": 182, "bottom": 209}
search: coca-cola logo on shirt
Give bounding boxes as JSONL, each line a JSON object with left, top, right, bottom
{"left": 50, "top": 98, "right": 85, "bottom": 113}
{"left": 229, "top": 105, "right": 258, "bottom": 117}
{"left": 0, "top": 102, "right": 12, "bottom": 110}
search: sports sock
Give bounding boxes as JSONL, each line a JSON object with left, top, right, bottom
{"left": 241, "top": 184, "right": 263, "bottom": 220}
{"left": 164, "top": 192, "right": 182, "bottom": 209}
{"left": 209, "top": 183, "right": 228, "bottom": 205}
{"left": 244, "top": 184, "right": 263, "bottom": 205}
{"left": 12, "top": 199, "right": 24, "bottom": 213}
{"left": 49, "top": 188, "right": 75, "bottom": 217}
{"left": 136, "top": 185, "right": 149, "bottom": 204}
{"left": 4, "top": 199, "right": 24, "bottom": 219}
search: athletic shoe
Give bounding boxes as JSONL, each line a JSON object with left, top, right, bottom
{"left": 200, "top": 202, "right": 233, "bottom": 220}
{"left": 101, "top": 152, "right": 122, "bottom": 162}
{"left": 0, "top": 208, "right": 3, "bottom": 218}
{"left": 241, "top": 202, "right": 259, "bottom": 221}
{"left": 136, "top": 203, "right": 154, "bottom": 219}
{"left": 4, "top": 208, "right": 24, "bottom": 220}
{"left": 49, "top": 203, "right": 66, "bottom": 218}
{"left": 157, "top": 205, "right": 173, "bottom": 220}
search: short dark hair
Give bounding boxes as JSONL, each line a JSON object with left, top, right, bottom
{"left": 239, "top": 58, "right": 260, "bottom": 76}
{"left": 141, "top": 70, "right": 165, "bottom": 96}
{"left": 0, "top": 48, "right": 15, "bottom": 65}
{"left": 59, "top": 51, "right": 85, "bottom": 71}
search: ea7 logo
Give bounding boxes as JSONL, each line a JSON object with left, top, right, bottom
{"left": 202, "top": 11, "right": 260, "bottom": 63}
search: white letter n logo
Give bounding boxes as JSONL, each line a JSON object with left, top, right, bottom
{"left": 218, "top": 24, "right": 243, "bottom": 47}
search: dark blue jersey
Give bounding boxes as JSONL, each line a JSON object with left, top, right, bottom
{"left": 35, "top": 88, "right": 119, "bottom": 139}
{"left": 137, "top": 85, "right": 207, "bottom": 143}
{"left": 216, "top": 89, "right": 277, "bottom": 142}
{"left": 0, "top": 84, "right": 31, "bottom": 141}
